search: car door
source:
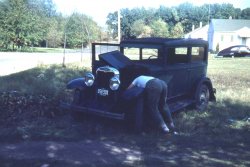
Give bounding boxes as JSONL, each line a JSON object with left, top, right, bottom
{"left": 157, "top": 47, "right": 190, "bottom": 99}
{"left": 188, "top": 46, "right": 207, "bottom": 92}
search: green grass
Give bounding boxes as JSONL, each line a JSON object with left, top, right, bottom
{"left": 0, "top": 63, "right": 89, "bottom": 98}
{"left": 174, "top": 57, "right": 250, "bottom": 140}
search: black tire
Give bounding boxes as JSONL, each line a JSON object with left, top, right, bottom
{"left": 195, "top": 84, "right": 210, "bottom": 111}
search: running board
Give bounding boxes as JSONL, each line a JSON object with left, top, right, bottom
{"left": 168, "top": 99, "right": 194, "bottom": 113}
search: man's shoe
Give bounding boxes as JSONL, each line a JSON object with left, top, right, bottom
{"left": 171, "top": 131, "right": 179, "bottom": 135}
{"left": 160, "top": 126, "right": 170, "bottom": 135}
{"left": 168, "top": 123, "right": 179, "bottom": 135}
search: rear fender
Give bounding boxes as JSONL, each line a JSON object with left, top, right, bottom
{"left": 67, "top": 78, "right": 86, "bottom": 89}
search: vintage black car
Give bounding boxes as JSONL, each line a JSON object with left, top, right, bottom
{"left": 62, "top": 38, "right": 216, "bottom": 130}
{"left": 217, "top": 45, "right": 250, "bottom": 57}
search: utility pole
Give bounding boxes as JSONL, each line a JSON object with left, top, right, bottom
{"left": 118, "top": 9, "right": 121, "bottom": 43}
{"left": 63, "top": 32, "right": 66, "bottom": 67}
{"left": 208, "top": 3, "right": 211, "bottom": 25}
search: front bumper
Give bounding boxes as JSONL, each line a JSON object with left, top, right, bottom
{"left": 60, "top": 102, "right": 125, "bottom": 120}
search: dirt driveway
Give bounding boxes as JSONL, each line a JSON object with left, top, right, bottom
{"left": 0, "top": 128, "right": 249, "bottom": 167}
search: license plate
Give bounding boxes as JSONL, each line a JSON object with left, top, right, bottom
{"left": 97, "top": 88, "right": 109, "bottom": 96}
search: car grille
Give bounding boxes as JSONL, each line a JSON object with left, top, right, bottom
{"left": 96, "top": 70, "right": 114, "bottom": 88}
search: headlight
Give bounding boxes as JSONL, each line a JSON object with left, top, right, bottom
{"left": 109, "top": 77, "right": 120, "bottom": 90}
{"left": 84, "top": 73, "right": 95, "bottom": 86}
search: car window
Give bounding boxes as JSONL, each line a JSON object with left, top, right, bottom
{"left": 191, "top": 47, "right": 204, "bottom": 62}
{"left": 239, "top": 47, "right": 249, "bottom": 52}
{"left": 124, "top": 48, "right": 159, "bottom": 60}
{"left": 142, "top": 49, "right": 158, "bottom": 59}
{"left": 124, "top": 48, "right": 140, "bottom": 60}
{"left": 231, "top": 47, "right": 239, "bottom": 51}
{"left": 167, "top": 47, "right": 188, "bottom": 64}
{"left": 95, "top": 45, "right": 120, "bottom": 60}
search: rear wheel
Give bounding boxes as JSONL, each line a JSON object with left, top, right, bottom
{"left": 195, "top": 84, "right": 210, "bottom": 111}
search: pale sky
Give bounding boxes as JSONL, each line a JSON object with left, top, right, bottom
{"left": 53, "top": 0, "right": 250, "bottom": 27}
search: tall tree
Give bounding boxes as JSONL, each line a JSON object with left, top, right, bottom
{"left": 45, "top": 17, "right": 63, "bottom": 48}
{"left": 241, "top": 8, "right": 250, "bottom": 19}
{"left": 106, "top": 11, "right": 118, "bottom": 39}
{"left": 131, "top": 19, "right": 151, "bottom": 38}
{"left": 0, "top": 0, "right": 46, "bottom": 50}
{"left": 170, "top": 23, "right": 184, "bottom": 38}
{"left": 150, "top": 19, "right": 169, "bottom": 37}
{"left": 65, "top": 12, "right": 101, "bottom": 48}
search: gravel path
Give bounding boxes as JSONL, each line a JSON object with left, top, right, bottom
{"left": 0, "top": 140, "right": 142, "bottom": 166}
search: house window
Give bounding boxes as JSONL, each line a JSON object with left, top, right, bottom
{"left": 221, "top": 35, "right": 224, "bottom": 42}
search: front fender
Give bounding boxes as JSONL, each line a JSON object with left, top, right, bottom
{"left": 67, "top": 78, "right": 86, "bottom": 89}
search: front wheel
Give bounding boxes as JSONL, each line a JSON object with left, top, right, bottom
{"left": 195, "top": 84, "right": 210, "bottom": 111}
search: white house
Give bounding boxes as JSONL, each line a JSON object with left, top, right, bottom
{"left": 184, "top": 24, "right": 209, "bottom": 41}
{"left": 208, "top": 19, "right": 250, "bottom": 51}
{"left": 185, "top": 19, "right": 250, "bottom": 52}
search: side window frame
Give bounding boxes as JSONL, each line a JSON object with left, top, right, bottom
{"left": 191, "top": 46, "right": 205, "bottom": 63}
{"left": 166, "top": 46, "right": 189, "bottom": 65}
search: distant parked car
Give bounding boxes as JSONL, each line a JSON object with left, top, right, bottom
{"left": 217, "top": 45, "right": 250, "bottom": 57}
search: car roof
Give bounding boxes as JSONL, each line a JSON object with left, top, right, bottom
{"left": 227, "top": 45, "right": 248, "bottom": 48}
{"left": 120, "top": 37, "right": 208, "bottom": 48}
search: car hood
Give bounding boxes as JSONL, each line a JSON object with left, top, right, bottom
{"left": 98, "top": 50, "right": 133, "bottom": 69}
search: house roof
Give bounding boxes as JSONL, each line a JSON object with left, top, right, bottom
{"left": 211, "top": 19, "right": 250, "bottom": 32}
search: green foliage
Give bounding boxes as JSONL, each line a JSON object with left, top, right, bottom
{"left": 45, "top": 17, "right": 63, "bottom": 48}
{"left": 65, "top": 12, "right": 101, "bottom": 48}
{"left": 0, "top": 0, "right": 101, "bottom": 50}
{"left": 170, "top": 22, "right": 184, "bottom": 38}
{"left": 131, "top": 19, "right": 151, "bottom": 38}
{"left": 0, "top": 63, "right": 88, "bottom": 97}
{"left": 106, "top": 3, "right": 250, "bottom": 39}
{"left": 0, "top": 0, "right": 53, "bottom": 50}
{"left": 241, "top": 8, "right": 250, "bottom": 19}
{"left": 150, "top": 19, "right": 169, "bottom": 37}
